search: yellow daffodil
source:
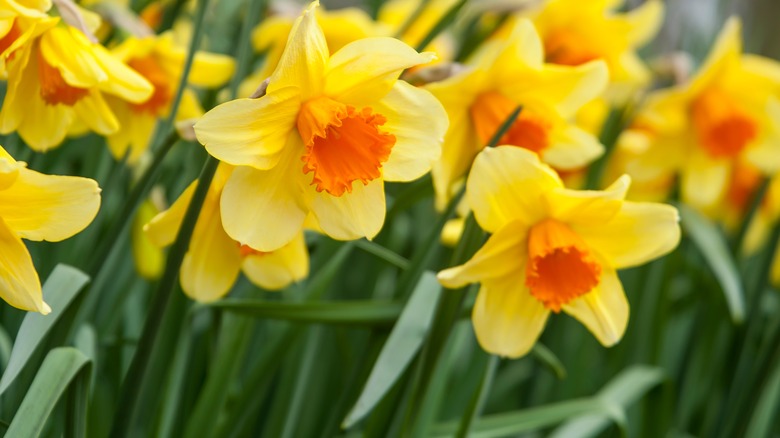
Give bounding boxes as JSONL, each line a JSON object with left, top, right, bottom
{"left": 618, "top": 17, "right": 780, "bottom": 215}
{"left": 0, "top": 24, "right": 153, "bottom": 150}
{"left": 531, "top": 0, "right": 663, "bottom": 102}
{"left": 425, "top": 18, "right": 607, "bottom": 209}
{"left": 144, "top": 164, "right": 309, "bottom": 301}
{"left": 194, "top": 1, "right": 447, "bottom": 251}
{"left": 0, "top": 0, "right": 57, "bottom": 77}
{"left": 438, "top": 146, "right": 680, "bottom": 358}
{"left": 105, "top": 32, "right": 234, "bottom": 162}
{"left": 0, "top": 144, "right": 101, "bottom": 314}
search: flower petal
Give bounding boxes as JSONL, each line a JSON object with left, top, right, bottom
{"left": 543, "top": 125, "right": 605, "bottom": 170}
{"left": 681, "top": 149, "right": 730, "bottom": 214}
{"left": 574, "top": 200, "right": 680, "bottom": 269}
{"left": 324, "top": 37, "right": 435, "bottom": 105}
{"left": 472, "top": 271, "right": 549, "bottom": 359}
{"left": 310, "top": 177, "right": 385, "bottom": 241}
{"left": 438, "top": 220, "right": 527, "bottom": 289}
{"left": 562, "top": 268, "right": 628, "bottom": 347}
{"left": 195, "top": 87, "right": 301, "bottom": 169}
{"left": 468, "top": 146, "right": 562, "bottom": 233}
{"left": 145, "top": 181, "right": 197, "bottom": 247}
{"left": 242, "top": 231, "right": 309, "bottom": 290}
{"left": 0, "top": 167, "right": 100, "bottom": 242}
{"left": 373, "top": 81, "right": 447, "bottom": 182}
{"left": 221, "top": 148, "right": 310, "bottom": 252}
{"left": 72, "top": 90, "right": 120, "bottom": 135}
{"left": 546, "top": 174, "right": 630, "bottom": 224}
{"left": 0, "top": 217, "right": 48, "bottom": 314}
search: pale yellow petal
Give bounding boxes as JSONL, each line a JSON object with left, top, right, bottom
{"left": 625, "top": 0, "right": 663, "bottom": 46}
{"left": 324, "top": 37, "right": 435, "bottom": 105}
{"left": 185, "top": 51, "right": 236, "bottom": 88}
{"left": 132, "top": 200, "right": 165, "bottom": 280}
{"left": 242, "top": 231, "right": 309, "bottom": 290}
{"left": 562, "top": 268, "right": 628, "bottom": 347}
{"left": 468, "top": 146, "right": 562, "bottom": 233}
{"left": 438, "top": 220, "right": 527, "bottom": 289}
{"left": 93, "top": 42, "right": 154, "bottom": 103}
{"left": 144, "top": 181, "right": 197, "bottom": 248}
{"left": 0, "top": 167, "right": 100, "bottom": 242}
{"left": 310, "top": 178, "right": 385, "bottom": 241}
{"left": 545, "top": 174, "right": 630, "bottom": 224}
{"left": 39, "top": 26, "right": 105, "bottom": 88}
{"left": 430, "top": 105, "right": 480, "bottom": 211}
{"left": 574, "top": 200, "right": 680, "bottom": 269}
{"left": 688, "top": 16, "right": 741, "bottom": 97}
{"left": 0, "top": 146, "right": 20, "bottom": 190}
{"left": 72, "top": 90, "right": 119, "bottom": 135}
{"left": 542, "top": 125, "right": 604, "bottom": 170}
{"left": 0, "top": 217, "right": 48, "bottom": 314}
{"left": 221, "top": 147, "right": 310, "bottom": 252}
{"left": 472, "top": 271, "right": 549, "bottom": 359}
{"left": 194, "top": 87, "right": 301, "bottom": 169}
{"left": 373, "top": 81, "right": 447, "bottom": 182}
{"left": 681, "top": 150, "right": 730, "bottom": 214}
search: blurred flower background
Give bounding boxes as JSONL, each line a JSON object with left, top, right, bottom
{"left": 0, "top": 0, "right": 778, "bottom": 437}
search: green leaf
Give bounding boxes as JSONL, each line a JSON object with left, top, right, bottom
{"left": 549, "top": 365, "right": 665, "bottom": 438}
{"left": 679, "top": 203, "right": 746, "bottom": 323}
{"left": 746, "top": 353, "right": 780, "bottom": 437}
{"left": 414, "top": 0, "right": 467, "bottom": 52}
{"left": 342, "top": 272, "right": 442, "bottom": 428}
{"left": 531, "top": 344, "right": 567, "bottom": 380}
{"left": 0, "top": 265, "right": 90, "bottom": 396}
{"left": 355, "top": 239, "right": 410, "bottom": 270}
{"left": 205, "top": 300, "right": 403, "bottom": 326}
{"left": 6, "top": 347, "right": 92, "bottom": 438}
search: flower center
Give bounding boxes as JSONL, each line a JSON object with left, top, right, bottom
{"left": 470, "top": 90, "right": 552, "bottom": 153}
{"left": 38, "top": 49, "right": 89, "bottom": 106}
{"left": 525, "top": 218, "right": 601, "bottom": 312}
{"left": 0, "top": 19, "right": 22, "bottom": 58}
{"left": 544, "top": 30, "right": 601, "bottom": 66}
{"left": 297, "top": 96, "right": 395, "bottom": 197}
{"left": 128, "top": 55, "right": 172, "bottom": 115}
{"left": 692, "top": 89, "right": 758, "bottom": 159}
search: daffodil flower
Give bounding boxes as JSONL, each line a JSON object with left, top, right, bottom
{"left": 144, "top": 164, "right": 309, "bottom": 302}
{"left": 105, "top": 32, "right": 235, "bottom": 162}
{"left": 0, "top": 0, "right": 57, "bottom": 77}
{"left": 438, "top": 146, "right": 680, "bottom": 358}
{"left": 425, "top": 19, "right": 607, "bottom": 209}
{"left": 194, "top": 1, "right": 447, "bottom": 251}
{"left": 618, "top": 17, "right": 780, "bottom": 215}
{"left": 0, "top": 24, "right": 153, "bottom": 150}
{"left": 0, "top": 145, "right": 100, "bottom": 314}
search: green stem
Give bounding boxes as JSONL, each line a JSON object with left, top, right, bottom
{"left": 355, "top": 239, "right": 410, "bottom": 270}
{"left": 455, "top": 354, "right": 499, "bottom": 438}
{"left": 730, "top": 175, "right": 770, "bottom": 254}
{"left": 414, "top": 0, "right": 468, "bottom": 52}
{"left": 108, "top": 156, "right": 219, "bottom": 437}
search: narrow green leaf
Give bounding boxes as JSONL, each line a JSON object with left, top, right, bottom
{"left": 355, "top": 239, "right": 411, "bottom": 270}
{"left": 205, "top": 300, "right": 403, "bottom": 326}
{"left": 746, "top": 350, "right": 780, "bottom": 437}
{"left": 531, "top": 344, "right": 567, "bottom": 380}
{"left": 679, "top": 203, "right": 745, "bottom": 323}
{"left": 414, "top": 0, "right": 467, "bottom": 52}
{"left": 6, "top": 347, "right": 92, "bottom": 438}
{"left": 455, "top": 354, "right": 500, "bottom": 438}
{"left": 343, "top": 272, "right": 442, "bottom": 428}
{"left": 0, "top": 265, "right": 90, "bottom": 396}
{"left": 549, "top": 365, "right": 665, "bottom": 438}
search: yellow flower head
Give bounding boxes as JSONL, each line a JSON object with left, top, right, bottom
{"left": 194, "top": 1, "right": 448, "bottom": 251}
{"left": 105, "top": 32, "right": 235, "bottom": 162}
{"left": 532, "top": 0, "right": 663, "bottom": 101}
{"left": 0, "top": 144, "right": 101, "bottom": 314}
{"left": 0, "top": 24, "right": 153, "bottom": 150}
{"left": 618, "top": 17, "right": 780, "bottom": 215}
{"left": 425, "top": 18, "right": 608, "bottom": 209}
{"left": 145, "top": 164, "right": 309, "bottom": 301}
{"left": 438, "top": 146, "right": 680, "bottom": 358}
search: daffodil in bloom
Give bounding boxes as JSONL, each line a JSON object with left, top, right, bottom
{"left": 0, "top": 144, "right": 101, "bottom": 314}
{"left": 438, "top": 146, "right": 680, "bottom": 358}
{"left": 0, "top": 23, "right": 153, "bottom": 150}
{"left": 531, "top": 0, "right": 663, "bottom": 101}
{"left": 194, "top": 1, "right": 447, "bottom": 251}
{"left": 617, "top": 17, "right": 780, "bottom": 215}
{"left": 0, "top": 0, "right": 58, "bottom": 77}
{"left": 105, "top": 32, "right": 235, "bottom": 162}
{"left": 425, "top": 19, "right": 607, "bottom": 209}
{"left": 144, "top": 164, "right": 309, "bottom": 301}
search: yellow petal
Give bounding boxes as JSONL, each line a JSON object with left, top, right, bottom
{"left": 39, "top": 26, "right": 105, "bottom": 88}
{"left": 562, "top": 268, "right": 628, "bottom": 346}
{"left": 574, "top": 200, "right": 680, "bottom": 269}
{"left": 180, "top": 197, "right": 242, "bottom": 302}
{"left": 468, "top": 146, "right": 562, "bottom": 233}
{"left": 545, "top": 174, "right": 630, "bottom": 224}
{"left": 681, "top": 150, "right": 730, "bottom": 214}
{"left": 688, "top": 16, "right": 741, "bottom": 97}
{"left": 145, "top": 181, "right": 197, "bottom": 247}
{"left": 472, "top": 272, "right": 549, "bottom": 358}
{"left": 72, "top": 90, "right": 119, "bottom": 135}
{"left": 0, "top": 217, "right": 48, "bottom": 314}
{"left": 267, "top": 1, "right": 328, "bottom": 100}
{"left": 543, "top": 125, "right": 604, "bottom": 170}
{"left": 372, "top": 81, "right": 446, "bottom": 182}
{"left": 242, "top": 231, "right": 309, "bottom": 290}
{"left": 324, "top": 37, "right": 435, "bottom": 105}
{"left": 93, "top": 41, "right": 154, "bottom": 103}
{"left": 430, "top": 105, "right": 480, "bottom": 211}
{"left": 624, "top": 0, "right": 663, "bottom": 46}
{"left": 221, "top": 150, "right": 310, "bottom": 252}
{"left": 0, "top": 145, "right": 21, "bottom": 190}
{"left": 185, "top": 51, "right": 236, "bottom": 88}
{"left": 438, "top": 220, "right": 527, "bottom": 289}
{"left": 0, "top": 167, "right": 100, "bottom": 242}
{"left": 195, "top": 87, "right": 301, "bottom": 169}
{"left": 310, "top": 178, "right": 385, "bottom": 241}
{"left": 132, "top": 199, "right": 165, "bottom": 280}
